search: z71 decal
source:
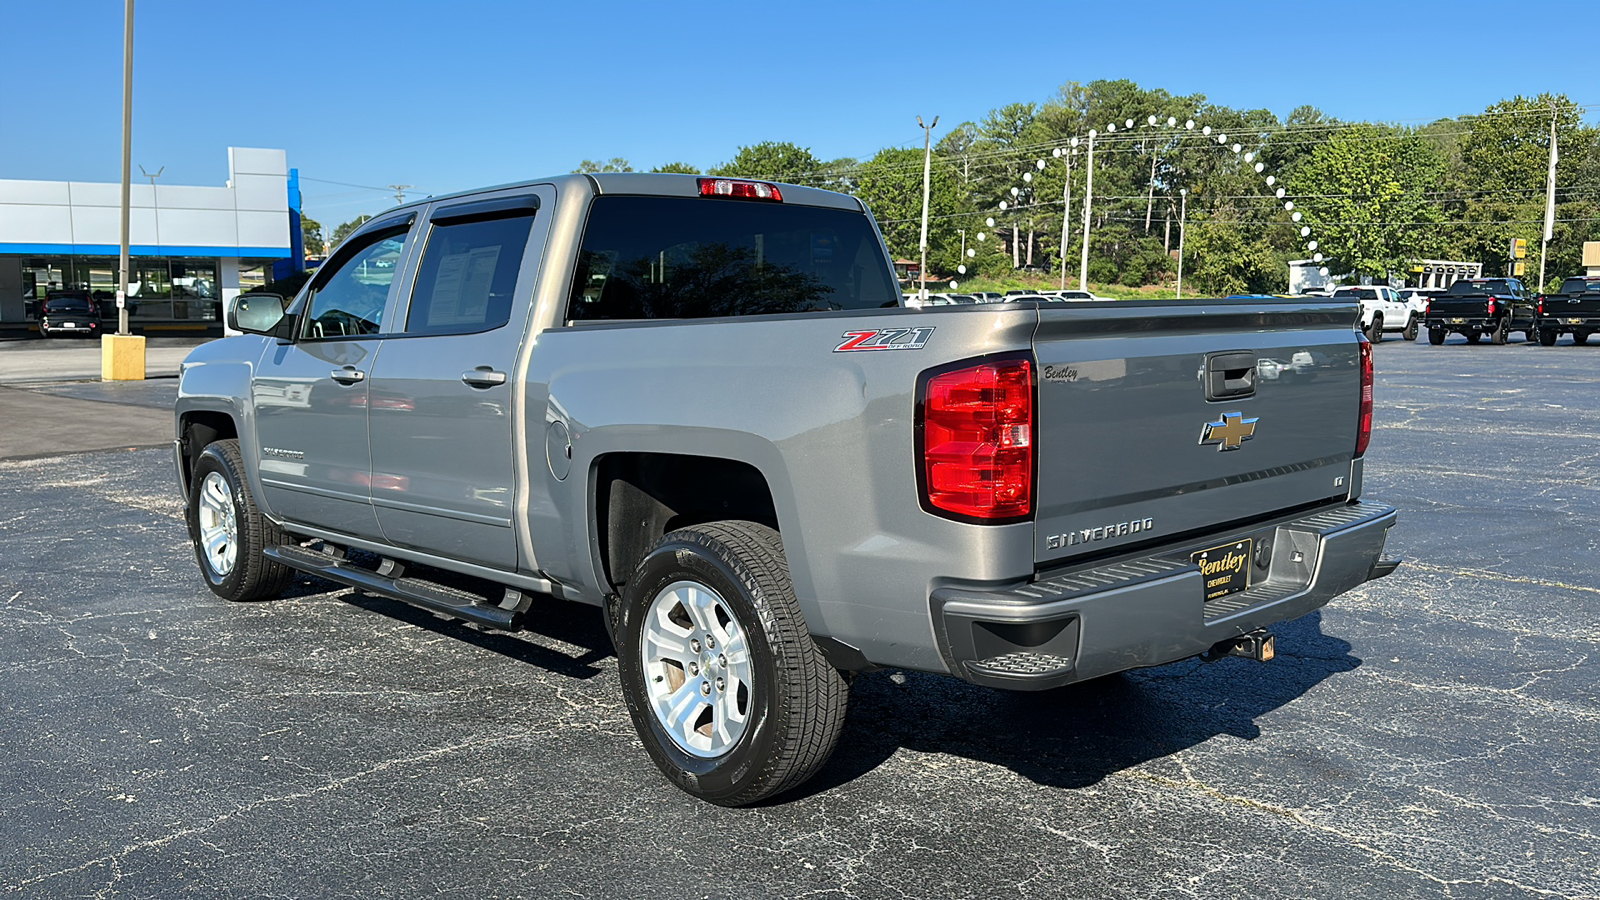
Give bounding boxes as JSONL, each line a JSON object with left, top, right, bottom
{"left": 834, "top": 327, "right": 935, "bottom": 352}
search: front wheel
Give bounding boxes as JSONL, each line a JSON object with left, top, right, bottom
{"left": 616, "top": 521, "right": 848, "bottom": 806}
{"left": 187, "top": 439, "right": 294, "bottom": 602}
{"left": 1402, "top": 316, "right": 1419, "bottom": 341}
{"left": 1428, "top": 327, "right": 1446, "bottom": 345}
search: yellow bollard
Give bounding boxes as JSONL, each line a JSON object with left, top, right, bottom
{"left": 101, "top": 333, "right": 147, "bottom": 381}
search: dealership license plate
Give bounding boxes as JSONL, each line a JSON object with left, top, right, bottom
{"left": 57, "top": 323, "right": 78, "bottom": 329}
{"left": 1193, "top": 539, "right": 1252, "bottom": 601}
{"left": 1449, "top": 318, "right": 1466, "bottom": 324}
{"left": 1567, "top": 318, "right": 1584, "bottom": 325}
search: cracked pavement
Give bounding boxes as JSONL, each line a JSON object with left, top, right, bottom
{"left": 0, "top": 335, "right": 1596, "bottom": 898}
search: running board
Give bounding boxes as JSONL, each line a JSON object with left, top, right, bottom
{"left": 265, "top": 545, "right": 521, "bottom": 631}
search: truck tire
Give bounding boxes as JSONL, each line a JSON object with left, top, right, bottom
{"left": 1539, "top": 329, "right": 1557, "bottom": 347}
{"left": 616, "top": 520, "right": 848, "bottom": 806}
{"left": 1575, "top": 330, "right": 1590, "bottom": 346}
{"left": 1366, "top": 314, "right": 1383, "bottom": 343}
{"left": 1428, "top": 327, "right": 1446, "bottom": 345}
{"left": 1402, "top": 316, "right": 1419, "bottom": 341}
{"left": 1490, "top": 319, "right": 1509, "bottom": 345}
{"left": 187, "top": 439, "right": 295, "bottom": 602}
{"left": 1465, "top": 331, "right": 1481, "bottom": 344}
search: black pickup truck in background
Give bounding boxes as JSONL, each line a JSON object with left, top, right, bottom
{"left": 1423, "top": 278, "right": 1536, "bottom": 345}
{"left": 1533, "top": 277, "right": 1600, "bottom": 346}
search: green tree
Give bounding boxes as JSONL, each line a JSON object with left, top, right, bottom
{"left": 649, "top": 161, "right": 700, "bottom": 174}
{"left": 853, "top": 147, "right": 970, "bottom": 276}
{"left": 300, "top": 214, "right": 325, "bottom": 256}
{"left": 574, "top": 158, "right": 633, "bottom": 173}
{"left": 330, "top": 214, "right": 372, "bottom": 249}
{"left": 1289, "top": 124, "right": 1445, "bottom": 278}
{"left": 711, "top": 142, "right": 827, "bottom": 186}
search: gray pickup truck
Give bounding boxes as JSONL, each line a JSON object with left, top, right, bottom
{"left": 173, "top": 173, "right": 1399, "bottom": 805}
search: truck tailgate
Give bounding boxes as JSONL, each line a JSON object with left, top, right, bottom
{"left": 1031, "top": 300, "right": 1361, "bottom": 566}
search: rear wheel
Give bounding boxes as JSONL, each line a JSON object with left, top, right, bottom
{"left": 1402, "top": 316, "right": 1419, "bottom": 341}
{"left": 187, "top": 439, "right": 294, "bottom": 602}
{"left": 1490, "top": 319, "right": 1509, "bottom": 345}
{"left": 1465, "top": 331, "right": 1481, "bottom": 344}
{"left": 1366, "top": 314, "right": 1383, "bottom": 343}
{"left": 616, "top": 521, "right": 848, "bottom": 806}
{"left": 1428, "top": 327, "right": 1446, "bottom": 345}
{"left": 1539, "top": 329, "right": 1558, "bottom": 347}
{"left": 1575, "top": 330, "right": 1590, "bottom": 346}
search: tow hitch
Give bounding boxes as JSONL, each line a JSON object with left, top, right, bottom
{"left": 1203, "top": 629, "right": 1276, "bottom": 663}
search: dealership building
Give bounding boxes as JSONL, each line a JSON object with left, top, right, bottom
{"left": 0, "top": 147, "right": 299, "bottom": 328}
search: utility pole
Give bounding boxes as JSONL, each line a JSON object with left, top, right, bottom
{"left": 917, "top": 115, "right": 938, "bottom": 300}
{"left": 1176, "top": 188, "right": 1188, "bottom": 299}
{"left": 388, "top": 184, "right": 413, "bottom": 206}
{"left": 117, "top": 0, "right": 135, "bottom": 337}
{"left": 1078, "top": 129, "right": 1096, "bottom": 293}
{"left": 1538, "top": 104, "right": 1559, "bottom": 294}
{"left": 1144, "top": 149, "right": 1158, "bottom": 232}
{"left": 1057, "top": 145, "right": 1074, "bottom": 290}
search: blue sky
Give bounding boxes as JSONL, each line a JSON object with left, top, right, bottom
{"left": 1, "top": 0, "right": 1592, "bottom": 229}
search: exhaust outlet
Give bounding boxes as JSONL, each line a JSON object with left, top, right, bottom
{"left": 1203, "top": 629, "right": 1275, "bottom": 663}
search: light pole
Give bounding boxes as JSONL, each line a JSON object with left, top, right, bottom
{"left": 1077, "top": 129, "right": 1097, "bottom": 293}
{"left": 917, "top": 115, "right": 939, "bottom": 300}
{"left": 117, "top": 0, "right": 135, "bottom": 337}
{"left": 1176, "top": 188, "right": 1188, "bottom": 300}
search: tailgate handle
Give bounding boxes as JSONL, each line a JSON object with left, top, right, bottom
{"left": 1206, "top": 351, "right": 1257, "bottom": 400}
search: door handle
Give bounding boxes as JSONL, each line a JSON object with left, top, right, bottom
{"left": 461, "top": 367, "right": 507, "bottom": 388}
{"left": 330, "top": 367, "right": 365, "bottom": 385}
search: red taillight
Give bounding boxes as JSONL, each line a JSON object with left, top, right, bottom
{"left": 918, "top": 357, "right": 1033, "bottom": 521}
{"left": 1355, "top": 334, "right": 1373, "bottom": 458}
{"left": 1486, "top": 298, "right": 1496, "bottom": 316}
{"left": 697, "top": 178, "right": 783, "bottom": 202}
{"left": 1538, "top": 298, "right": 1545, "bottom": 316}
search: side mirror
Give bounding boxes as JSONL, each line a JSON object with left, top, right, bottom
{"left": 229, "top": 292, "right": 292, "bottom": 338}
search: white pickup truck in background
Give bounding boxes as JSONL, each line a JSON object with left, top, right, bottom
{"left": 1333, "top": 286, "right": 1426, "bottom": 342}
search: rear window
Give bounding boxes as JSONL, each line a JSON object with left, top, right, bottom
{"left": 44, "top": 297, "right": 93, "bottom": 312}
{"left": 1559, "top": 278, "right": 1600, "bottom": 294}
{"left": 1446, "top": 280, "right": 1513, "bottom": 295}
{"left": 1332, "top": 288, "right": 1379, "bottom": 300}
{"left": 566, "top": 196, "right": 899, "bottom": 321}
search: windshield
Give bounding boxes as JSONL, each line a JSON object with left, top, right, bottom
{"left": 567, "top": 196, "right": 899, "bottom": 320}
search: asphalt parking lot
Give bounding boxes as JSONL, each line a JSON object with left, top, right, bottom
{"left": 1, "top": 332, "right": 1596, "bottom": 899}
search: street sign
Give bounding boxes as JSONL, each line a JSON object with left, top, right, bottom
{"left": 1510, "top": 238, "right": 1528, "bottom": 260}
{"left": 115, "top": 291, "right": 125, "bottom": 309}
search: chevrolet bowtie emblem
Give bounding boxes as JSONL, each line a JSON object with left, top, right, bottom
{"left": 1200, "top": 412, "right": 1258, "bottom": 451}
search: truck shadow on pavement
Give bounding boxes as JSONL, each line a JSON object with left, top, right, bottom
{"left": 797, "top": 611, "right": 1360, "bottom": 799}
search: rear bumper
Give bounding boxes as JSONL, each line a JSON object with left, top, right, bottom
{"left": 932, "top": 501, "right": 1398, "bottom": 690}
{"left": 1424, "top": 316, "right": 1495, "bottom": 331}
{"left": 1534, "top": 316, "right": 1600, "bottom": 332}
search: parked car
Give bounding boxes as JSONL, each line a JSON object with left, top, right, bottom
{"left": 1422, "top": 278, "right": 1536, "bottom": 345}
{"left": 38, "top": 292, "right": 104, "bottom": 338}
{"left": 1532, "top": 277, "right": 1600, "bottom": 346}
{"left": 1397, "top": 288, "right": 1440, "bottom": 340}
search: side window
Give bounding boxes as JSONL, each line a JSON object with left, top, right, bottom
{"left": 302, "top": 227, "right": 411, "bottom": 340}
{"left": 404, "top": 213, "right": 535, "bottom": 335}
